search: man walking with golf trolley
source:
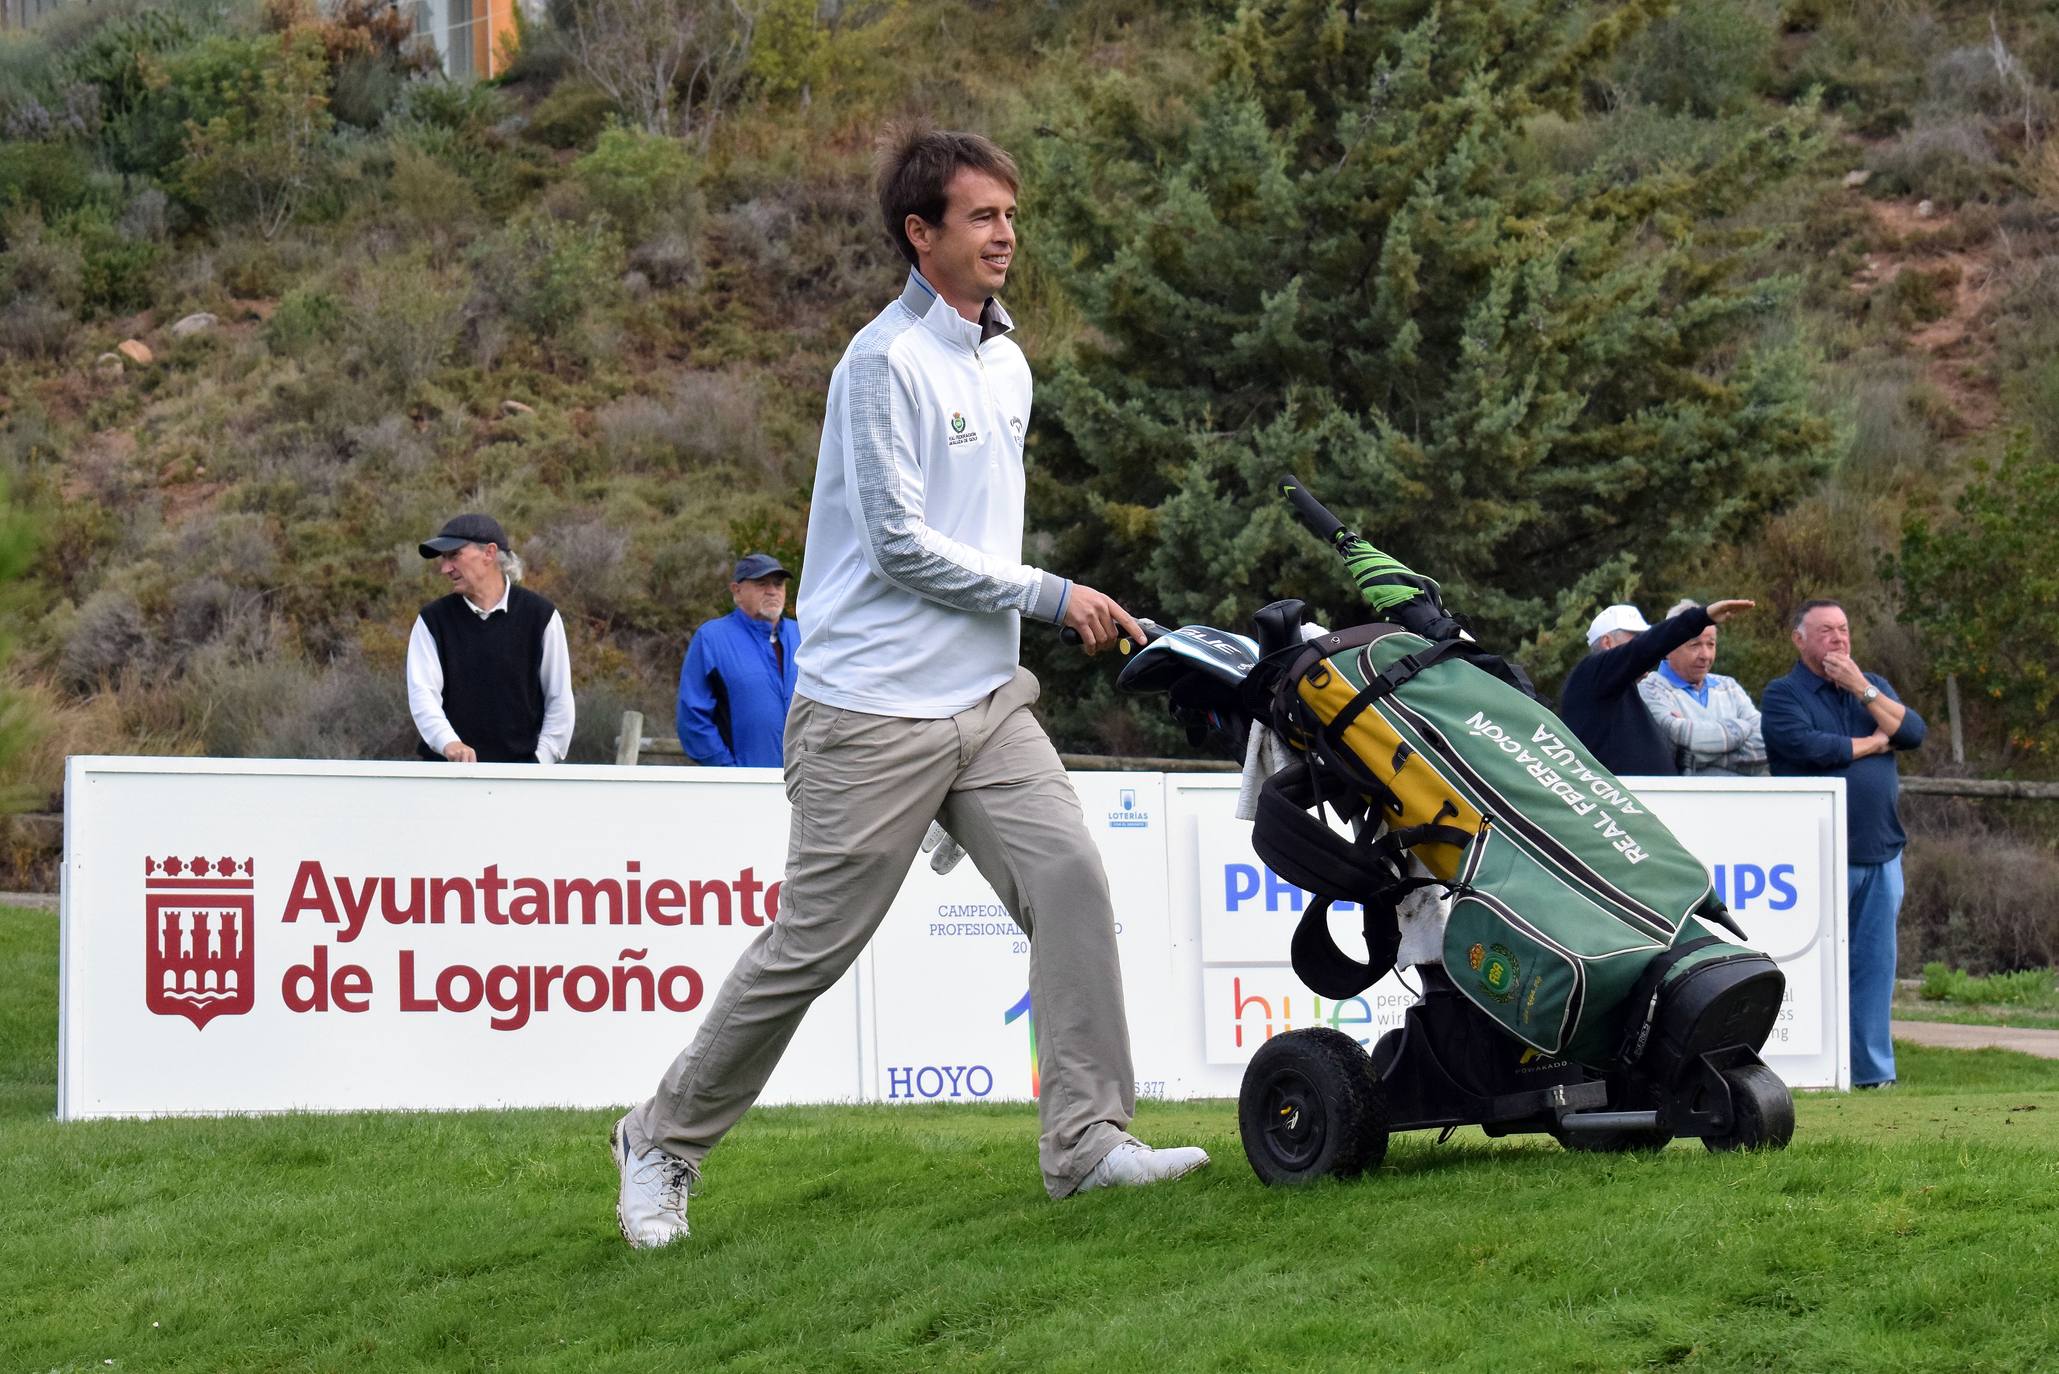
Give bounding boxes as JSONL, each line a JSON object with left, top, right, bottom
{"left": 610, "top": 123, "right": 1209, "bottom": 1248}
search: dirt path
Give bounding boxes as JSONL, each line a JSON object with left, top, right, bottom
{"left": 1894, "top": 1019, "right": 2059, "bottom": 1058}
{"left": 1847, "top": 196, "right": 2002, "bottom": 433}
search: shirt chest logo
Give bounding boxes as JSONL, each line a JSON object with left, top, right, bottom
{"left": 947, "top": 410, "right": 980, "bottom": 447}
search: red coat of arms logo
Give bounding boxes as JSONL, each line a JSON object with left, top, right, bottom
{"left": 144, "top": 855, "right": 255, "bottom": 1029}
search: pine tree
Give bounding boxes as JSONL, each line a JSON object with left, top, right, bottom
{"left": 1024, "top": 0, "right": 1836, "bottom": 744}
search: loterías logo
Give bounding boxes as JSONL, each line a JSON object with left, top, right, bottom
{"left": 144, "top": 854, "right": 256, "bottom": 1029}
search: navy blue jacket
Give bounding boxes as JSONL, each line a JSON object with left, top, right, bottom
{"left": 1761, "top": 662, "right": 1926, "bottom": 865}
{"left": 1558, "top": 607, "right": 1715, "bottom": 776}
{"left": 676, "top": 608, "right": 799, "bottom": 767}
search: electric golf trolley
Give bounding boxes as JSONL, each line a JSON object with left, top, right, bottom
{"left": 1107, "top": 476, "right": 1795, "bottom": 1185}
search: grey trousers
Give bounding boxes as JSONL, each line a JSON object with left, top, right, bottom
{"left": 626, "top": 668, "right": 1137, "bottom": 1197}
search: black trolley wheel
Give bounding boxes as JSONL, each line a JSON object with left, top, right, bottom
{"left": 1702, "top": 1063, "right": 1796, "bottom": 1153}
{"left": 1237, "top": 1027, "right": 1389, "bottom": 1186}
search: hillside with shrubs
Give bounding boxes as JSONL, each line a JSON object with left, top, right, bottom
{"left": 1, "top": 0, "right": 2056, "bottom": 966}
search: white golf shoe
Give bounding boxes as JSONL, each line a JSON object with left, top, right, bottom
{"left": 611, "top": 1113, "right": 695, "bottom": 1248}
{"left": 1072, "top": 1139, "right": 1211, "bottom": 1195}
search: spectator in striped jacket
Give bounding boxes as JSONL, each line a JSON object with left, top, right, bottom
{"left": 1636, "top": 599, "right": 1768, "bottom": 777}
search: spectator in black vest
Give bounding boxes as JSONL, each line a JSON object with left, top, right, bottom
{"left": 1559, "top": 598, "right": 1755, "bottom": 775}
{"left": 406, "top": 513, "right": 575, "bottom": 764}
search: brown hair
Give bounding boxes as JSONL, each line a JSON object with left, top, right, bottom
{"left": 875, "top": 120, "right": 1020, "bottom": 268}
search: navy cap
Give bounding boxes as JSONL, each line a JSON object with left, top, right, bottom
{"left": 420, "top": 513, "right": 511, "bottom": 559}
{"left": 733, "top": 552, "right": 790, "bottom": 582}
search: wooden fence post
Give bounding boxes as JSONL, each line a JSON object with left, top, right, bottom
{"left": 615, "top": 710, "right": 644, "bottom": 765}
{"left": 1945, "top": 673, "right": 1965, "bottom": 766}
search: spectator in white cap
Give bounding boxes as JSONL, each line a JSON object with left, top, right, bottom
{"left": 1558, "top": 596, "right": 1755, "bottom": 775}
{"left": 1637, "top": 598, "right": 1768, "bottom": 776}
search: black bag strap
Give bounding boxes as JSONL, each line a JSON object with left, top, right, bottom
{"left": 1291, "top": 894, "right": 1403, "bottom": 1000}
{"left": 1252, "top": 768, "right": 1394, "bottom": 900}
{"left": 1616, "top": 936, "right": 1724, "bottom": 1066}
{"left": 1319, "top": 635, "right": 1471, "bottom": 743}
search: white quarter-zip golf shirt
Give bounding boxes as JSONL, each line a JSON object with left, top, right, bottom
{"left": 794, "top": 271, "right": 1069, "bottom": 717}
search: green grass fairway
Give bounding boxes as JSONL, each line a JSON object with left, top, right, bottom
{"left": 9, "top": 907, "right": 2059, "bottom": 1372}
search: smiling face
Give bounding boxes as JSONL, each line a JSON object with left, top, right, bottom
{"left": 1667, "top": 626, "right": 1718, "bottom": 687}
{"left": 907, "top": 168, "right": 1016, "bottom": 320}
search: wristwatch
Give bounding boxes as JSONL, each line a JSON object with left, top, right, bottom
{"left": 1859, "top": 686, "right": 1880, "bottom": 704}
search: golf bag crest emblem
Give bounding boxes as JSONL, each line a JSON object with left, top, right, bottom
{"left": 144, "top": 854, "right": 256, "bottom": 1029}
{"left": 1478, "top": 942, "right": 1521, "bottom": 1004}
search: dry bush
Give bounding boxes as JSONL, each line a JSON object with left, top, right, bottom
{"left": 166, "top": 575, "right": 275, "bottom": 665}
{"left": 1842, "top": 362, "right": 1943, "bottom": 486}
{"left": 563, "top": 0, "right": 755, "bottom": 143}
{"left": 118, "top": 185, "right": 172, "bottom": 242}
{"left": 1901, "top": 821, "right": 2059, "bottom": 974}
{"left": 710, "top": 178, "right": 878, "bottom": 311}
{"left": 596, "top": 394, "right": 679, "bottom": 468}
{"left": 347, "top": 412, "right": 434, "bottom": 479}
{"left": 535, "top": 515, "right": 631, "bottom": 620}
{"left": 669, "top": 369, "right": 768, "bottom": 470}
{"left": 1867, "top": 115, "right": 2006, "bottom": 204}
{"left": 647, "top": 525, "right": 736, "bottom": 627}
{"left": 0, "top": 299, "right": 76, "bottom": 362}
{"left": 58, "top": 588, "right": 151, "bottom": 694}
{"left": 348, "top": 255, "right": 466, "bottom": 395}
{"left": 165, "top": 511, "right": 279, "bottom": 580}
{"left": 0, "top": 214, "right": 83, "bottom": 361}
{"left": 563, "top": 674, "right": 643, "bottom": 764}
{"left": 629, "top": 229, "right": 699, "bottom": 289}
{"left": 185, "top": 646, "right": 413, "bottom": 759}
{"left": 593, "top": 370, "right": 767, "bottom": 475}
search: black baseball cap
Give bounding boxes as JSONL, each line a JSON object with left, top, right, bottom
{"left": 420, "top": 514, "right": 511, "bottom": 558}
{"left": 733, "top": 552, "right": 790, "bottom": 581}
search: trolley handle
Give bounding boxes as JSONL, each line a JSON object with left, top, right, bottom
{"left": 1278, "top": 473, "right": 1350, "bottom": 548}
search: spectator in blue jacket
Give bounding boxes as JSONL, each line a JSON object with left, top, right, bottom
{"left": 676, "top": 553, "right": 799, "bottom": 767}
{"left": 1762, "top": 598, "right": 1926, "bottom": 1090}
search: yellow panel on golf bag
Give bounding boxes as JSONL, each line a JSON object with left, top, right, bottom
{"left": 1296, "top": 661, "right": 1482, "bottom": 880}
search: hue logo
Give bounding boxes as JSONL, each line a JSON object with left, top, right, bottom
{"left": 1005, "top": 988, "right": 1040, "bottom": 1098}
{"left": 145, "top": 854, "right": 256, "bottom": 1029}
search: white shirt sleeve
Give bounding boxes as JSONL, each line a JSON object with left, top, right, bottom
{"left": 838, "top": 348, "right": 1067, "bottom": 621}
{"left": 535, "top": 610, "right": 575, "bottom": 764}
{"left": 406, "top": 615, "right": 459, "bottom": 757}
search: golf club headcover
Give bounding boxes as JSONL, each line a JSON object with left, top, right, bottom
{"left": 1332, "top": 530, "right": 1438, "bottom": 615}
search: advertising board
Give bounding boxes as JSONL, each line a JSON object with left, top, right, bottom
{"left": 61, "top": 759, "right": 1849, "bottom": 1118}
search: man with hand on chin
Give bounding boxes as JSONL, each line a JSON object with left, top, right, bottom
{"left": 1762, "top": 598, "right": 1926, "bottom": 1089}
{"left": 610, "top": 123, "right": 1207, "bottom": 1250}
